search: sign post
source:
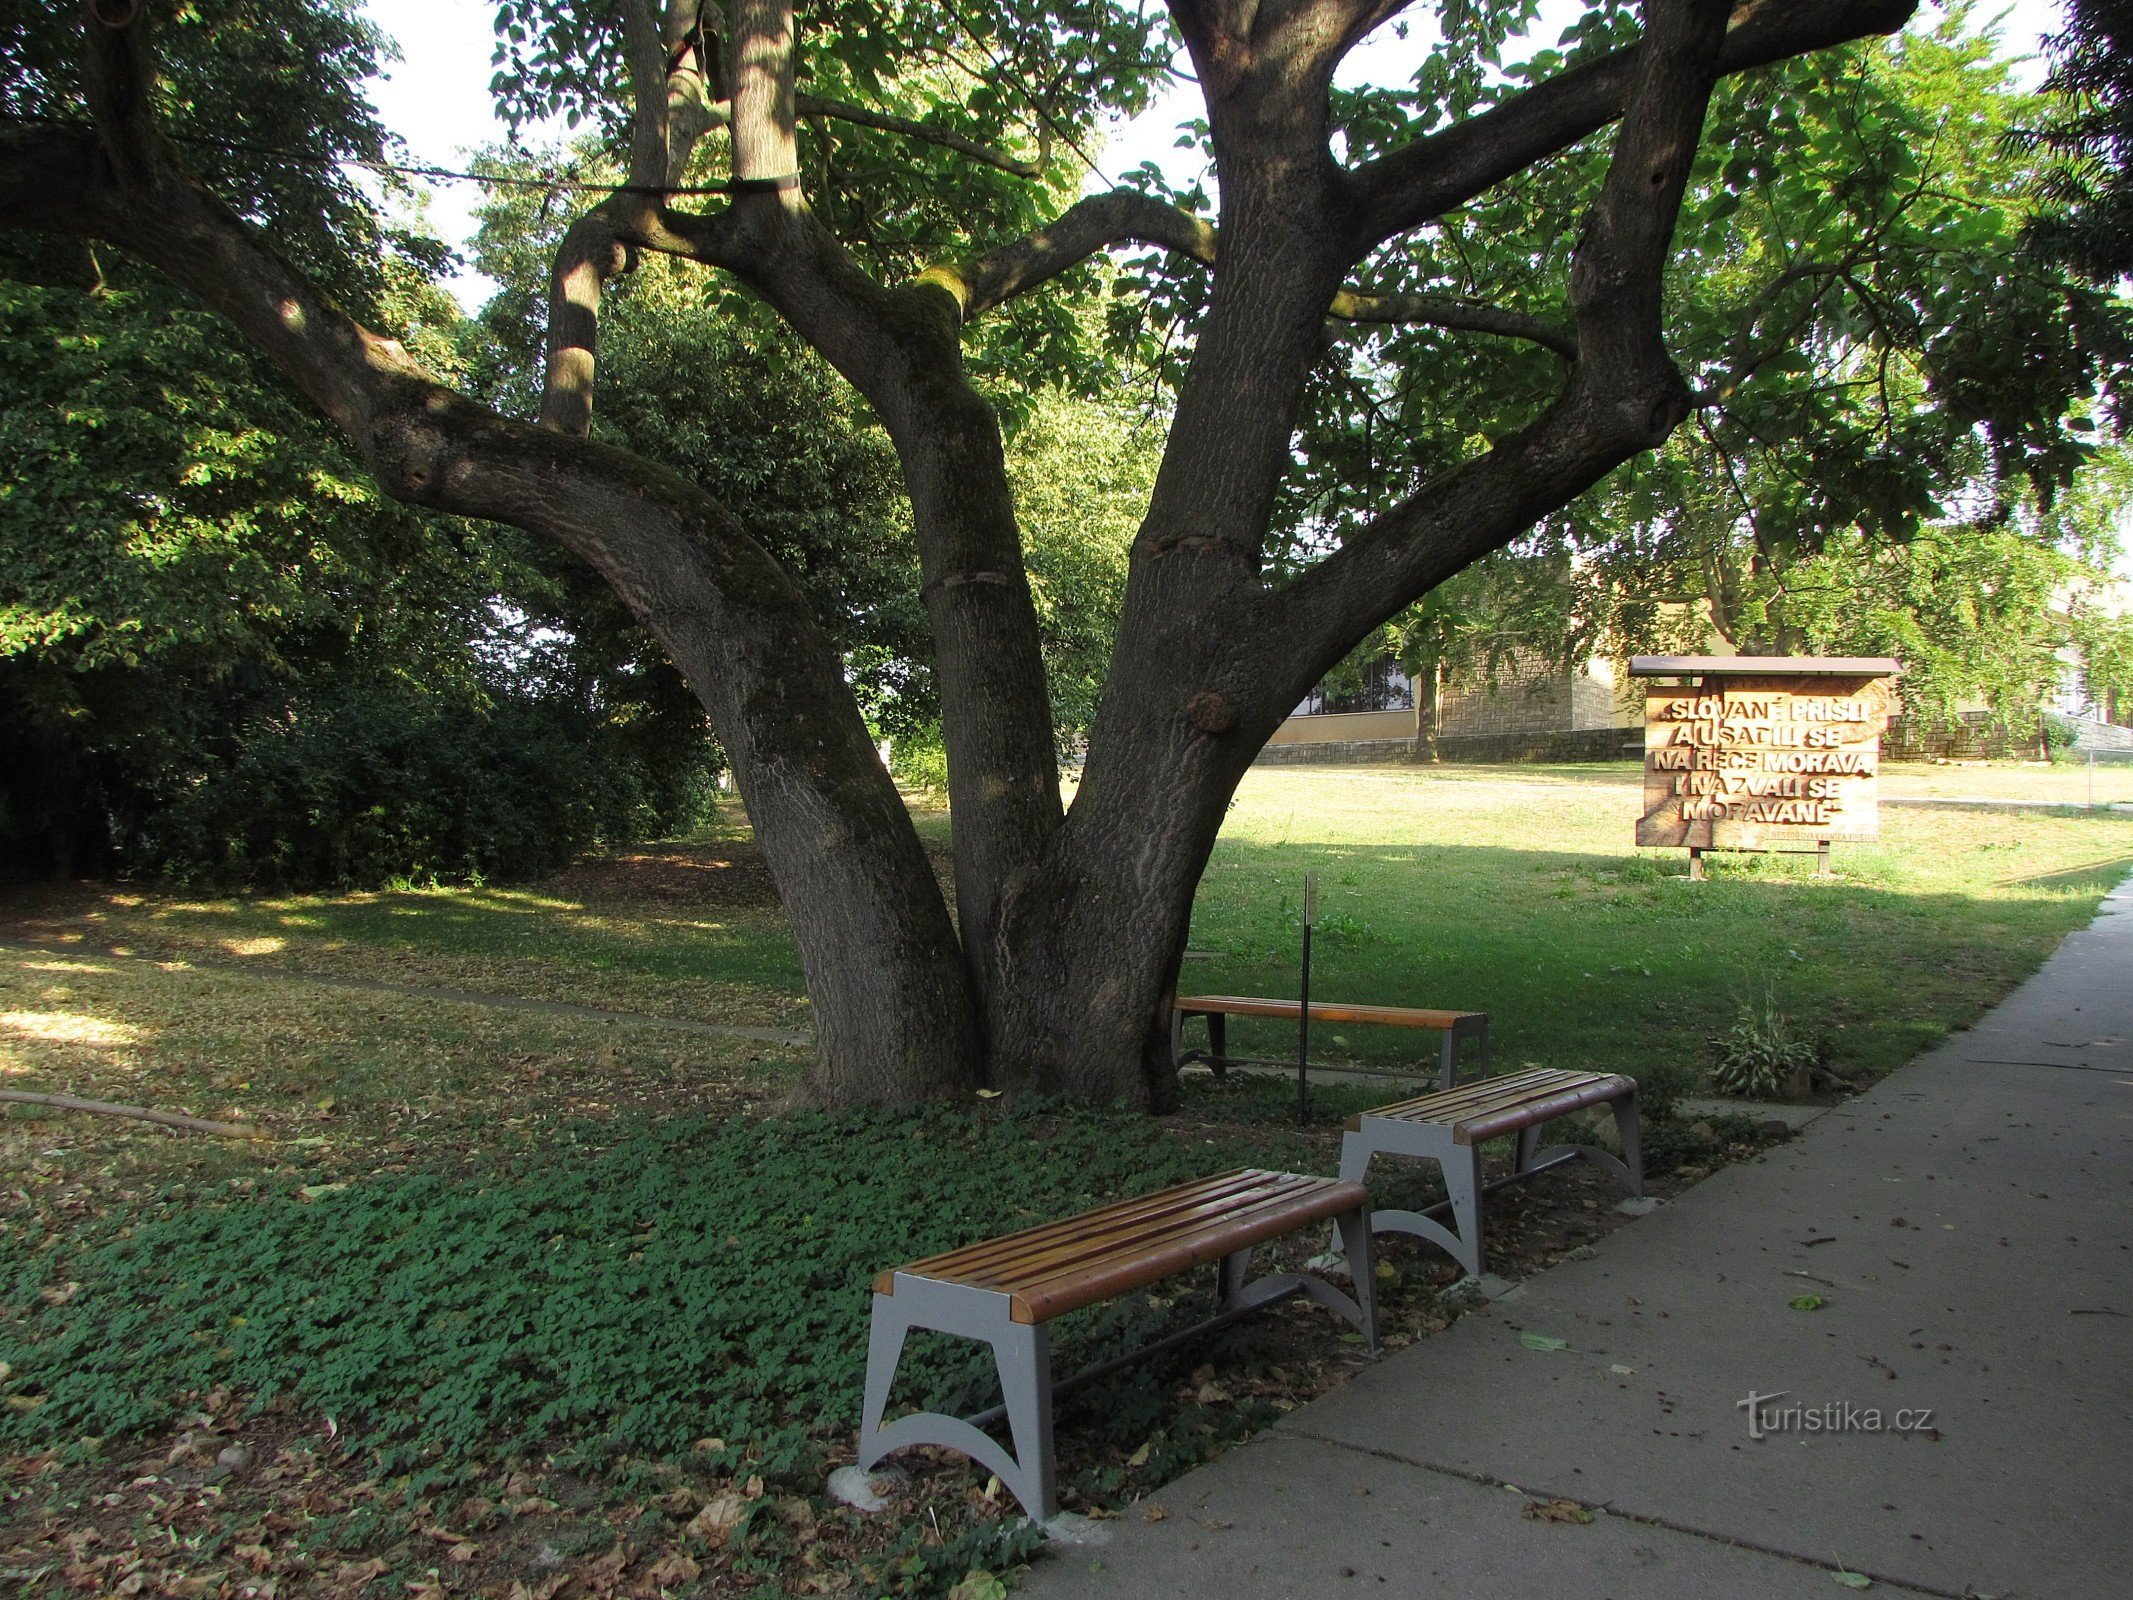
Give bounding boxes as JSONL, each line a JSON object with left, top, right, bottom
{"left": 1628, "top": 656, "right": 1901, "bottom": 877}
{"left": 1297, "top": 873, "right": 1316, "bottom": 1126}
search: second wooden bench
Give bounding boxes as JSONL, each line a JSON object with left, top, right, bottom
{"left": 1172, "top": 994, "right": 1490, "bottom": 1087}
{"left": 1341, "top": 1066, "right": 1642, "bottom": 1279}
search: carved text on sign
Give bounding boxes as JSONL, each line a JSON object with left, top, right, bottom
{"left": 1636, "top": 673, "right": 1892, "bottom": 849}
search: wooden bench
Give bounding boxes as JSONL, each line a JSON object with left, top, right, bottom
{"left": 857, "top": 1169, "right": 1376, "bottom": 1521}
{"left": 1172, "top": 994, "right": 1489, "bottom": 1087}
{"left": 1341, "top": 1067, "right": 1641, "bottom": 1279}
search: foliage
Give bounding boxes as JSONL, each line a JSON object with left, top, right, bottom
{"left": 1708, "top": 989, "right": 1826, "bottom": 1100}
{"left": 131, "top": 675, "right": 717, "bottom": 888}
{"left": 0, "top": 1101, "right": 1301, "bottom": 1481}
{"left": 2031, "top": 0, "right": 2133, "bottom": 281}
{"left": 0, "top": 0, "right": 448, "bottom": 312}
{"left": 0, "top": 262, "right": 713, "bottom": 885}
{"left": 1336, "top": 13, "right": 2133, "bottom": 723}
{"left": 0, "top": 5, "right": 727, "bottom": 887}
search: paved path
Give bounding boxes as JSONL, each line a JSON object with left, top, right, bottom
{"left": 1024, "top": 878, "right": 2133, "bottom": 1600}
{"left": 0, "top": 936, "right": 812, "bottom": 1047}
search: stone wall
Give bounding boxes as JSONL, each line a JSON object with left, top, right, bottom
{"left": 1436, "top": 668, "right": 1572, "bottom": 738}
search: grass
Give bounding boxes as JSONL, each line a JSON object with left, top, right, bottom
{"left": 2, "top": 760, "right": 2129, "bottom": 1597}
{"left": 0, "top": 818, "right": 813, "bottom": 1034}
{"left": 1177, "top": 765, "right": 2133, "bottom": 1095}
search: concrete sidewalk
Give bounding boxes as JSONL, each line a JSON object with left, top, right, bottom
{"left": 1023, "top": 880, "right": 2133, "bottom": 1600}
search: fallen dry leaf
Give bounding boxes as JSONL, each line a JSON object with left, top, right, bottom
{"left": 1522, "top": 1498, "right": 1594, "bottom": 1525}
{"left": 333, "top": 1556, "right": 389, "bottom": 1592}
{"left": 1143, "top": 1503, "right": 1170, "bottom": 1523}
{"left": 626, "top": 1549, "right": 700, "bottom": 1596}
{"left": 685, "top": 1490, "right": 753, "bottom": 1548}
{"left": 579, "top": 1541, "right": 632, "bottom": 1594}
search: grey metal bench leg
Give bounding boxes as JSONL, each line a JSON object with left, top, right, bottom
{"left": 1514, "top": 1123, "right": 1542, "bottom": 1175}
{"left": 1208, "top": 1012, "right": 1228, "bottom": 1079}
{"left": 1439, "top": 1015, "right": 1490, "bottom": 1089}
{"left": 1613, "top": 1093, "right": 1643, "bottom": 1197}
{"left": 1333, "top": 1201, "right": 1379, "bottom": 1350}
{"left": 1342, "top": 1122, "right": 1485, "bottom": 1279}
{"left": 1442, "top": 1142, "right": 1485, "bottom": 1278}
{"left": 856, "top": 1276, "right": 1060, "bottom": 1522}
{"left": 995, "top": 1321, "right": 1056, "bottom": 1521}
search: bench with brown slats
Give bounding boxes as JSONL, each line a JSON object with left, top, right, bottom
{"left": 856, "top": 1169, "right": 1376, "bottom": 1522}
{"left": 1172, "top": 994, "right": 1489, "bottom": 1087}
{"left": 1340, "top": 1066, "right": 1642, "bottom": 1280}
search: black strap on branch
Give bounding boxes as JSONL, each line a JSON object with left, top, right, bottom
{"left": 728, "top": 173, "right": 803, "bottom": 195}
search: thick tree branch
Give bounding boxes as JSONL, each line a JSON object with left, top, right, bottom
{"left": 926, "top": 186, "right": 1573, "bottom": 360}
{"left": 932, "top": 189, "right": 1217, "bottom": 320}
{"left": 541, "top": 0, "right": 701, "bottom": 435}
{"left": 1263, "top": 0, "right": 1735, "bottom": 700}
{"left": 1328, "top": 289, "right": 1577, "bottom": 357}
{"left": 1344, "top": 0, "right": 1918, "bottom": 257}
{"left": 627, "top": 21, "right": 1073, "bottom": 992}
{"left": 730, "top": 0, "right": 799, "bottom": 196}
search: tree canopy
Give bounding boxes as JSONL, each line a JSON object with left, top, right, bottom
{"left": 1372, "top": 10, "right": 2133, "bottom": 729}
{"left": 0, "top": 2, "right": 717, "bottom": 884}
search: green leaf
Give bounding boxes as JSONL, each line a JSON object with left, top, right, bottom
{"left": 1519, "top": 1331, "right": 1571, "bottom": 1352}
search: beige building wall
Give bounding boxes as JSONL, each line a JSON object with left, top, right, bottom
{"left": 1264, "top": 707, "right": 1419, "bottom": 746}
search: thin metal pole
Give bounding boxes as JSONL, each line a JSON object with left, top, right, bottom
{"left": 1298, "top": 873, "right": 1316, "bottom": 1126}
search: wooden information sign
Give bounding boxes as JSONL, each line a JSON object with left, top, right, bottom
{"left": 1628, "top": 656, "right": 1901, "bottom": 875}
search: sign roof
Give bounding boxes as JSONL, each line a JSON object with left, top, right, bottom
{"left": 1627, "top": 655, "right": 1902, "bottom": 678}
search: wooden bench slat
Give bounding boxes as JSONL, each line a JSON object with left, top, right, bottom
{"left": 999, "top": 1176, "right": 1336, "bottom": 1303}
{"left": 931, "top": 1172, "right": 1323, "bottom": 1295}
{"left": 1355, "top": 1066, "right": 1567, "bottom": 1124}
{"left": 1452, "top": 1075, "right": 1635, "bottom": 1145}
{"left": 880, "top": 1169, "right": 1282, "bottom": 1291}
{"left": 1351, "top": 1068, "right": 1634, "bottom": 1145}
{"left": 888, "top": 1169, "right": 1317, "bottom": 1288}
{"left": 1363, "top": 1067, "right": 1613, "bottom": 1127}
{"left": 1006, "top": 1177, "right": 1366, "bottom": 1323}
{"left": 1177, "top": 995, "right": 1482, "bottom": 1030}
{"left": 881, "top": 1169, "right": 1366, "bottom": 1323}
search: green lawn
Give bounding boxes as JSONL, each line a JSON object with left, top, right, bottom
{"left": 11, "top": 765, "right": 2126, "bottom": 1112}
{"left": 1177, "top": 765, "right": 2133, "bottom": 1100}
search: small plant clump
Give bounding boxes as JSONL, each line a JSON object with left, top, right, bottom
{"left": 1708, "top": 990, "right": 1828, "bottom": 1100}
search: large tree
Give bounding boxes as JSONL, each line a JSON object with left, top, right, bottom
{"left": 2, "top": 0, "right": 1928, "bottom": 1106}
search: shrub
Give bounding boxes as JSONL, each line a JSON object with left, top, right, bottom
{"left": 127, "top": 678, "right": 719, "bottom": 888}
{"left": 1708, "top": 990, "right": 1825, "bottom": 1099}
